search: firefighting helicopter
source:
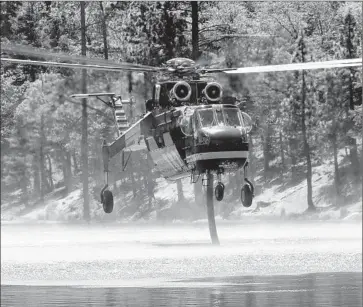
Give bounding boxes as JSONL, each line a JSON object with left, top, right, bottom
{"left": 1, "top": 44, "right": 361, "bottom": 216}
{"left": 72, "top": 57, "right": 257, "bottom": 213}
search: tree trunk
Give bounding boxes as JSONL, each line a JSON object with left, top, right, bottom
{"left": 289, "top": 137, "right": 298, "bottom": 182}
{"left": 279, "top": 130, "right": 285, "bottom": 174}
{"left": 127, "top": 71, "right": 134, "bottom": 123}
{"left": 72, "top": 151, "right": 79, "bottom": 175}
{"left": 191, "top": 1, "right": 199, "bottom": 61}
{"left": 66, "top": 151, "right": 72, "bottom": 191}
{"left": 289, "top": 95, "right": 299, "bottom": 182}
{"left": 32, "top": 156, "right": 40, "bottom": 197}
{"left": 262, "top": 126, "right": 271, "bottom": 181}
{"left": 347, "top": 73, "right": 360, "bottom": 176}
{"left": 191, "top": 0, "right": 201, "bottom": 204}
{"left": 99, "top": 2, "right": 111, "bottom": 93}
{"left": 99, "top": 2, "right": 109, "bottom": 60}
{"left": 81, "top": 1, "right": 90, "bottom": 221}
{"left": 248, "top": 134, "right": 255, "bottom": 186}
{"left": 60, "top": 150, "right": 70, "bottom": 195}
{"left": 361, "top": 1, "right": 363, "bottom": 205}
{"left": 39, "top": 115, "right": 47, "bottom": 201}
{"left": 91, "top": 140, "right": 102, "bottom": 185}
{"left": 332, "top": 132, "right": 340, "bottom": 204}
{"left": 21, "top": 156, "right": 28, "bottom": 206}
{"left": 46, "top": 154, "right": 54, "bottom": 191}
{"left": 301, "top": 71, "right": 315, "bottom": 211}
{"left": 143, "top": 72, "right": 150, "bottom": 106}
{"left": 345, "top": 14, "right": 360, "bottom": 177}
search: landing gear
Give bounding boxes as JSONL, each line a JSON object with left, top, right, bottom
{"left": 101, "top": 141, "right": 114, "bottom": 214}
{"left": 241, "top": 182, "right": 253, "bottom": 207}
{"left": 101, "top": 184, "right": 114, "bottom": 213}
{"left": 214, "top": 170, "right": 224, "bottom": 201}
{"left": 214, "top": 172, "right": 224, "bottom": 201}
{"left": 241, "top": 162, "right": 254, "bottom": 208}
{"left": 215, "top": 183, "right": 225, "bottom": 201}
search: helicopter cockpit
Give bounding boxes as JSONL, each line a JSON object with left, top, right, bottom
{"left": 177, "top": 104, "right": 252, "bottom": 165}
{"left": 179, "top": 105, "right": 252, "bottom": 138}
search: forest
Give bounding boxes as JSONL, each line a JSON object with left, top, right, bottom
{"left": 1, "top": 1, "right": 362, "bottom": 221}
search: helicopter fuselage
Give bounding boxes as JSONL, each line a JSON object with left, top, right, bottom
{"left": 97, "top": 57, "right": 255, "bottom": 211}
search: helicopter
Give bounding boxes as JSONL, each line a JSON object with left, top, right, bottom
{"left": 1, "top": 44, "right": 361, "bottom": 217}
{"left": 80, "top": 57, "right": 257, "bottom": 214}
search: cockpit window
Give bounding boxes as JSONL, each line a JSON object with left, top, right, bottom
{"left": 179, "top": 116, "right": 192, "bottom": 136}
{"left": 196, "top": 107, "right": 247, "bottom": 129}
{"left": 223, "top": 107, "right": 241, "bottom": 127}
{"left": 197, "top": 109, "right": 215, "bottom": 127}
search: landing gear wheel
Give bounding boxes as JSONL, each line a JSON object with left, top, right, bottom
{"left": 215, "top": 183, "right": 225, "bottom": 201}
{"left": 101, "top": 190, "right": 114, "bottom": 213}
{"left": 241, "top": 183, "right": 253, "bottom": 208}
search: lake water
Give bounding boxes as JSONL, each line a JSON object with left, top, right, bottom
{"left": 1, "top": 220, "right": 362, "bottom": 306}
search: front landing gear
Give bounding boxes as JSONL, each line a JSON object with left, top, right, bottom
{"left": 101, "top": 184, "right": 114, "bottom": 213}
{"left": 215, "top": 183, "right": 225, "bottom": 201}
{"left": 214, "top": 172, "right": 225, "bottom": 201}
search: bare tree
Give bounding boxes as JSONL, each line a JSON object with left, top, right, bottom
{"left": 81, "top": 1, "right": 90, "bottom": 220}
{"left": 191, "top": 1, "right": 199, "bottom": 60}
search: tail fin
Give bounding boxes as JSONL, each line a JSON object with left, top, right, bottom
{"left": 113, "top": 97, "right": 130, "bottom": 136}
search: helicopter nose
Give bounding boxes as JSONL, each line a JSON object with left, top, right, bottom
{"left": 202, "top": 127, "right": 242, "bottom": 143}
{"left": 197, "top": 127, "right": 248, "bottom": 152}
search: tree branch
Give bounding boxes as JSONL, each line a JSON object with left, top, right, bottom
{"left": 283, "top": 10, "right": 298, "bottom": 38}
{"left": 199, "top": 24, "right": 233, "bottom": 34}
{"left": 271, "top": 15, "right": 296, "bottom": 38}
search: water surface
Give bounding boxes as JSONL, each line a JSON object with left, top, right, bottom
{"left": 1, "top": 272, "right": 361, "bottom": 307}
{"left": 1, "top": 221, "right": 362, "bottom": 306}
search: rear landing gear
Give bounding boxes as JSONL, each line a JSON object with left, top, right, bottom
{"left": 101, "top": 184, "right": 114, "bottom": 214}
{"left": 101, "top": 142, "right": 114, "bottom": 214}
{"left": 241, "top": 162, "right": 254, "bottom": 208}
{"left": 241, "top": 182, "right": 253, "bottom": 207}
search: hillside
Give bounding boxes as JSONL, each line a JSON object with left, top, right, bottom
{"left": 2, "top": 148, "right": 361, "bottom": 223}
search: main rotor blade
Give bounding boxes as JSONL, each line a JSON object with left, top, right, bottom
{"left": 1, "top": 43, "right": 159, "bottom": 71}
{"left": 0, "top": 58, "right": 159, "bottom": 72}
{"left": 222, "top": 58, "right": 362, "bottom": 74}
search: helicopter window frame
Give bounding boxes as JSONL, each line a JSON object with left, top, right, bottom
{"left": 215, "top": 107, "right": 225, "bottom": 126}
{"left": 196, "top": 108, "right": 216, "bottom": 128}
